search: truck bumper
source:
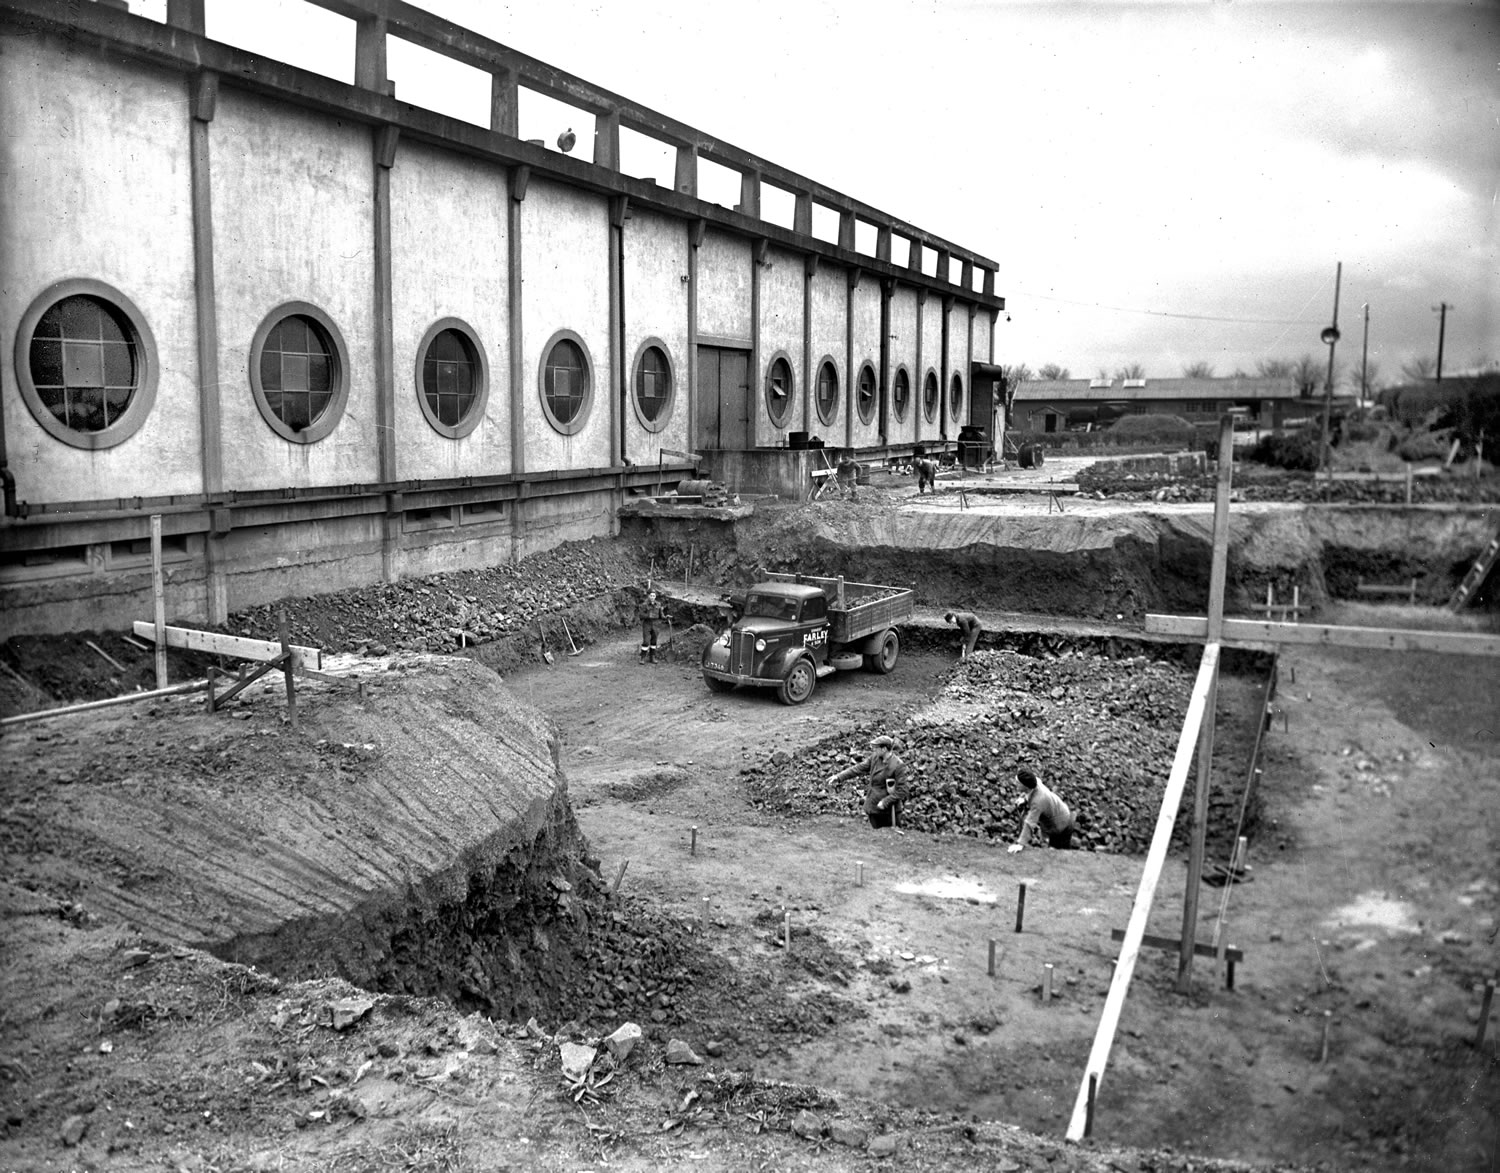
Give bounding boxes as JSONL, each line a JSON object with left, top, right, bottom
{"left": 701, "top": 667, "right": 781, "bottom": 689}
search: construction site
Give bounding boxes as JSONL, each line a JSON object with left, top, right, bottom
{"left": 3, "top": 437, "right": 1498, "bottom": 1173}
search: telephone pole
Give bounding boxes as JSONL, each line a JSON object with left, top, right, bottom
{"left": 1319, "top": 262, "right": 1342, "bottom": 473}
{"left": 1360, "top": 303, "right": 1370, "bottom": 407}
{"left": 1432, "top": 302, "right": 1451, "bottom": 381}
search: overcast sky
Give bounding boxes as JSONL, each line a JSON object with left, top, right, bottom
{"left": 142, "top": 0, "right": 1498, "bottom": 387}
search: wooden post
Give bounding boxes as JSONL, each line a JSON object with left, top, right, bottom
{"left": 1085, "top": 1073, "right": 1097, "bottom": 1138}
{"left": 611, "top": 860, "right": 629, "bottom": 894}
{"left": 278, "top": 608, "right": 298, "bottom": 732}
{"left": 1043, "top": 963, "right": 1054, "bottom": 1002}
{"left": 783, "top": 910, "right": 791, "bottom": 952}
{"left": 1178, "top": 414, "right": 1232, "bottom": 993}
{"left": 856, "top": 861, "right": 865, "bottom": 887}
{"left": 701, "top": 895, "right": 710, "bottom": 926}
{"left": 987, "top": 939, "right": 998, "bottom": 976}
{"left": 1405, "top": 462, "right": 1413, "bottom": 505}
{"left": 1319, "top": 1010, "right": 1332, "bottom": 1063}
{"left": 151, "top": 514, "right": 168, "bottom": 689}
{"left": 205, "top": 666, "right": 217, "bottom": 713}
{"left": 690, "top": 826, "right": 698, "bottom": 855}
{"left": 1015, "top": 882, "right": 1028, "bottom": 933}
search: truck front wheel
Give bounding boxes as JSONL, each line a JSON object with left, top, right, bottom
{"left": 777, "top": 657, "right": 817, "bottom": 705}
{"left": 864, "top": 629, "right": 901, "bottom": 674}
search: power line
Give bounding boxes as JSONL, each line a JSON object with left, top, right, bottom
{"left": 1010, "top": 287, "right": 1320, "bottom": 326}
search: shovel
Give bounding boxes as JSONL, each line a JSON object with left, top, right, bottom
{"left": 561, "top": 617, "right": 583, "bottom": 656}
{"left": 540, "top": 622, "right": 554, "bottom": 665}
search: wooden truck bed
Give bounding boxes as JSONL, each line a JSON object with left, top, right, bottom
{"left": 765, "top": 573, "right": 914, "bottom": 645}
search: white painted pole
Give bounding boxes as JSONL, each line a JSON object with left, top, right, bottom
{"left": 151, "top": 514, "right": 168, "bottom": 689}
{"left": 1065, "top": 641, "right": 1221, "bottom": 1142}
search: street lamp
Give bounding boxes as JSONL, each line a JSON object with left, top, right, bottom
{"left": 1319, "top": 262, "right": 1342, "bottom": 477}
{"left": 1359, "top": 303, "right": 1370, "bottom": 408}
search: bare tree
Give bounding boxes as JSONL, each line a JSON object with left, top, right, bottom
{"left": 1182, "top": 361, "right": 1215, "bottom": 378}
{"left": 1096, "top": 367, "right": 1111, "bottom": 381}
{"left": 1114, "top": 362, "right": 1146, "bottom": 380}
{"left": 1036, "top": 363, "right": 1070, "bottom": 381}
{"left": 1290, "top": 354, "right": 1321, "bottom": 397}
{"left": 1256, "top": 358, "right": 1294, "bottom": 379}
{"left": 1401, "top": 355, "right": 1436, "bottom": 381}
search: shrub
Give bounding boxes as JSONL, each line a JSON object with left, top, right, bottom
{"left": 1396, "top": 432, "right": 1450, "bottom": 462}
{"left": 1245, "top": 426, "right": 1321, "bottom": 471}
{"left": 1103, "top": 414, "right": 1196, "bottom": 448}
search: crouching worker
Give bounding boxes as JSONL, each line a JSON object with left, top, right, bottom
{"left": 945, "top": 610, "right": 983, "bottom": 661}
{"left": 827, "top": 735, "right": 909, "bottom": 831}
{"left": 1008, "top": 767, "right": 1077, "bottom": 852}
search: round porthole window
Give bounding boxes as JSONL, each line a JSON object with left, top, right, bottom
{"left": 632, "top": 339, "right": 675, "bottom": 432}
{"left": 539, "top": 329, "right": 594, "bottom": 436}
{"left": 764, "top": 353, "right": 794, "bottom": 429}
{"left": 892, "top": 366, "right": 911, "bottom": 422}
{"left": 249, "top": 301, "right": 350, "bottom": 444}
{"left": 815, "top": 358, "right": 840, "bottom": 426}
{"left": 856, "top": 362, "right": 877, "bottom": 425}
{"left": 416, "top": 317, "right": 488, "bottom": 439}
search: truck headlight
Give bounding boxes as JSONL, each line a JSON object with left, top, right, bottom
{"left": 754, "top": 638, "right": 767, "bottom": 653}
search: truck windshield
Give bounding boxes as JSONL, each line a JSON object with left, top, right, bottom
{"left": 744, "top": 593, "right": 801, "bottom": 621}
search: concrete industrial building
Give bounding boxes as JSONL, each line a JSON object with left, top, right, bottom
{"left": 0, "top": 0, "right": 1006, "bottom": 636}
{"left": 1012, "top": 375, "right": 1311, "bottom": 435}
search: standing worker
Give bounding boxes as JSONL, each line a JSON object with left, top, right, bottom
{"left": 915, "top": 455, "right": 938, "bottom": 494}
{"left": 1008, "top": 768, "right": 1077, "bottom": 852}
{"left": 944, "top": 610, "right": 983, "bottom": 661}
{"left": 827, "top": 735, "right": 909, "bottom": 831}
{"left": 835, "top": 453, "right": 860, "bottom": 501}
{"left": 640, "top": 590, "right": 667, "bottom": 664}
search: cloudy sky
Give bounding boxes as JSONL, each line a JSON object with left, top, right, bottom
{"left": 145, "top": 0, "right": 1497, "bottom": 387}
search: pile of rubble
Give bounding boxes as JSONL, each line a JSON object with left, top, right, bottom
{"left": 228, "top": 539, "right": 648, "bottom": 655}
{"left": 745, "top": 650, "right": 1203, "bottom": 854}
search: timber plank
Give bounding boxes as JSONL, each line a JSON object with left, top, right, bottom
{"left": 1145, "top": 614, "right": 1500, "bottom": 658}
{"left": 132, "top": 622, "right": 322, "bottom": 670}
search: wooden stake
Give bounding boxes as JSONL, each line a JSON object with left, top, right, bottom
{"left": 1015, "top": 882, "right": 1027, "bottom": 933}
{"left": 611, "top": 860, "right": 629, "bottom": 894}
{"left": 151, "top": 514, "right": 168, "bottom": 689}
{"left": 85, "top": 640, "right": 127, "bottom": 673}
{"left": 205, "top": 666, "right": 217, "bottom": 713}
{"left": 279, "top": 608, "right": 298, "bottom": 732}
{"left": 1085, "top": 1073, "right": 1097, "bottom": 1138}
{"left": 856, "top": 861, "right": 865, "bottom": 887}
{"left": 783, "top": 910, "right": 791, "bottom": 952}
{"left": 1477, "top": 980, "right": 1495, "bottom": 1049}
{"left": 1319, "top": 1011, "right": 1332, "bottom": 1063}
{"left": 1043, "top": 963, "right": 1055, "bottom": 1002}
{"left": 987, "top": 939, "right": 998, "bottom": 977}
{"left": 701, "top": 896, "right": 711, "bottom": 926}
{"left": 690, "top": 826, "right": 698, "bottom": 855}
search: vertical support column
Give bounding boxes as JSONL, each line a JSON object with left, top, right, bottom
{"left": 879, "top": 278, "right": 893, "bottom": 445}
{"left": 165, "top": 0, "right": 204, "bottom": 34}
{"left": 354, "top": 15, "right": 388, "bottom": 94}
{"left": 608, "top": 196, "right": 627, "bottom": 469}
{"left": 940, "top": 295, "right": 953, "bottom": 442}
{"left": 738, "top": 169, "right": 760, "bottom": 218}
{"left": 838, "top": 208, "right": 856, "bottom": 252}
{"left": 509, "top": 165, "right": 530, "bottom": 563}
{"left": 961, "top": 258, "right": 974, "bottom": 293}
{"left": 751, "top": 238, "right": 768, "bottom": 449}
{"left": 937, "top": 249, "right": 952, "bottom": 285}
{"left": 1178, "top": 413, "right": 1235, "bottom": 991}
{"left": 908, "top": 239, "right": 925, "bottom": 276}
{"left": 188, "top": 69, "right": 227, "bottom": 623}
{"left": 490, "top": 67, "right": 518, "bottom": 137}
{"left": 967, "top": 303, "right": 976, "bottom": 428}
{"left": 594, "top": 107, "right": 620, "bottom": 171}
{"left": 915, "top": 289, "right": 926, "bottom": 444}
{"left": 802, "top": 254, "right": 817, "bottom": 435}
{"left": 876, "top": 225, "right": 892, "bottom": 264}
{"left": 687, "top": 219, "right": 705, "bottom": 452}
{"left": 844, "top": 270, "right": 857, "bottom": 449}
{"left": 675, "top": 143, "right": 698, "bottom": 197}
{"left": 988, "top": 307, "right": 999, "bottom": 364}
{"left": 373, "top": 124, "right": 400, "bottom": 581}
{"left": 793, "top": 190, "right": 812, "bottom": 236}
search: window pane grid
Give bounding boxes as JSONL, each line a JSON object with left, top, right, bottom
{"left": 422, "top": 328, "right": 478, "bottom": 428}
{"left": 29, "top": 296, "right": 139, "bottom": 432}
{"left": 635, "top": 346, "right": 669, "bottom": 422}
{"left": 547, "top": 341, "right": 587, "bottom": 426}
{"left": 262, "top": 314, "right": 335, "bottom": 434}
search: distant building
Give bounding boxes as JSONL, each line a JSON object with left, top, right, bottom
{"left": 0, "top": 0, "right": 1004, "bottom": 634}
{"left": 1012, "top": 375, "right": 1321, "bottom": 433}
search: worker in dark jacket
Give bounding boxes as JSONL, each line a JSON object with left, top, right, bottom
{"left": 826, "top": 735, "right": 910, "bottom": 830}
{"left": 915, "top": 456, "right": 938, "bottom": 494}
{"left": 945, "top": 610, "right": 983, "bottom": 661}
{"left": 640, "top": 590, "right": 666, "bottom": 663}
{"left": 1009, "top": 767, "right": 1077, "bottom": 851}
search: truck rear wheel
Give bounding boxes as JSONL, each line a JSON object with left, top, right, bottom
{"left": 703, "top": 674, "right": 735, "bottom": 693}
{"left": 864, "top": 628, "right": 901, "bottom": 674}
{"left": 777, "top": 658, "right": 817, "bottom": 705}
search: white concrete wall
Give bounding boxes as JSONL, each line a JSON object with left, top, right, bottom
{"left": 947, "top": 301, "right": 972, "bottom": 428}
{"left": 757, "top": 245, "right": 806, "bottom": 439}
{"left": 622, "top": 209, "right": 690, "bottom": 462}
{"left": 919, "top": 298, "right": 943, "bottom": 439}
{"left": 389, "top": 139, "right": 511, "bottom": 479}
{"left": 809, "top": 267, "right": 846, "bottom": 434}
{"left": 213, "top": 88, "right": 378, "bottom": 490}
{"left": 0, "top": 35, "right": 200, "bottom": 502}
{"left": 889, "top": 288, "right": 919, "bottom": 444}
{"left": 520, "top": 178, "right": 610, "bottom": 470}
{"left": 696, "top": 231, "right": 751, "bottom": 341}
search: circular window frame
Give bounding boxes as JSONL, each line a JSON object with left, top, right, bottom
{"left": 922, "top": 368, "right": 940, "bottom": 423}
{"left": 630, "top": 337, "right": 676, "bottom": 433}
{"left": 537, "top": 328, "right": 595, "bottom": 437}
{"left": 814, "top": 355, "right": 841, "bottom": 427}
{"left": 763, "top": 350, "right": 795, "bottom": 430}
{"left": 248, "top": 301, "right": 350, "bottom": 445}
{"left": 855, "top": 361, "right": 878, "bottom": 426}
{"left": 414, "top": 317, "right": 489, "bottom": 440}
{"left": 891, "top": 364, "right": 912, "bottom": 423}
{"left": 950, "top": 371, "right": 965, "bottom": 421}
{"left": 13, "top": 278, "right": 159, "bottom": 451}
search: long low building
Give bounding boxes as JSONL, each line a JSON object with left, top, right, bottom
{"left": 1013, "top": 375, "right": 1317, "bottom": 434}
{"left": 0, "top": 0, "right": 1005, "bottom": 635}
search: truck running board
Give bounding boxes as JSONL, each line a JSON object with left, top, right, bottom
{"left": 815, "top": 664, "right": 839, "bottom": 678}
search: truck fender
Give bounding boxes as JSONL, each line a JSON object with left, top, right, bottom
{"left": 846, "top": 628, "right": 893, "bottom": 657}
{"left": 764, "top": 646, "right": 815, "bottom": 679}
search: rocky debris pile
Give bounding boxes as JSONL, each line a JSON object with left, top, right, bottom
{"left": 745, "top": 650, "right": 1199, "bottom": 854}
{"left": 568, "top": 896, "right": 703, "bottom": 1031}
{"left": 228, "top": 538, "right": 648, "bottom": 655}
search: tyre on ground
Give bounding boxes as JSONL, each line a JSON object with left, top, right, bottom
{"left": 777, "top": 656, "right": 817, "bottom": 705}
{"left": 863, "top": 628, "right": 901, "bottom": 674}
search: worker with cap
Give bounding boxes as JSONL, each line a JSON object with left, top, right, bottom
{"left": 826, "top": 735, "right": 910, "bottom": 831}
{"left": 1008, "top": 767, "right": 1077, "bottom": 852}
{"left": 835, "top": 453, "right": 860, "bottom": 501}
{"left": 915, "top": 455, "right": 938, "bottom": 494}
{"left": 945, "top": 610, "right": 983, "bottom": 661}
{"left": 640, "top": 590, "right": 666, "bottom": 664}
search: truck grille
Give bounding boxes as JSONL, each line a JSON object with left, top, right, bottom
{"left": 729, "top": 630, "right": 756, "bottom": 675}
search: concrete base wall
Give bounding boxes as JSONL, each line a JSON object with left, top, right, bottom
{"left": 705, "top": 449, "right": 825, "bottom": 501}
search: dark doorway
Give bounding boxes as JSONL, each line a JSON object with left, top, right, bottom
{"left": 696, "top": 346, "right": 750, "bottom": 450}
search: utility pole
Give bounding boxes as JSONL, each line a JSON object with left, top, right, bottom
{"left": 1360, "top": 303, "right": 1370, "bottom": 407}
{"left": 1319, "top": 262, "right": 1342, "bottom": 474}
{"left": 1433, "top": 302, "right": 1451, "bottom": 382}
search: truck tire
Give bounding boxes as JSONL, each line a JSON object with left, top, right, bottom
{"left": 863, "top": 628, "right": 901, "bottom": 674}
{"left": 777, "top": 657, "right": 817, "bottom": 706}
{"left": 703, "top": 674, "right": 735, "bottom": 693}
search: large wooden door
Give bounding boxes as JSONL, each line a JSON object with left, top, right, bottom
{"left": 696, "top": 346, "right": 750, "bottom": 450}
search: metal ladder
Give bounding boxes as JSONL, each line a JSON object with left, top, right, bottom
{"left": 1448, "top": 528, "right": 1500, "bottom": 611}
